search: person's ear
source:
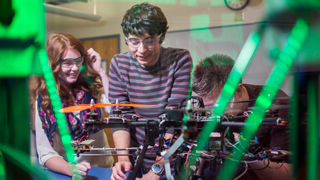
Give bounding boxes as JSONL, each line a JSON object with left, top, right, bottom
{"left": 236, "top": 83, "right": 243, "bottom": 99}
{"left": 124, "top": 37, "right": 128, "bottom": 45}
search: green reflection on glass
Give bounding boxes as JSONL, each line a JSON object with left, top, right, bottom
{"left": 180, "top": 0, "right": 197, "bottom": 6}
{"left": 178, "top": 30, "right": 261, "bottom": 179}
{"left": 307, "top": 79, "right": 317, "bottom": 180}
{"left": 96, "top": 0, "right": 177, "bottom": 4}
{"left": 0, "top": 151, "right": 5, "bottom": 180}
{"left": 290, "top": 74, "right": 299, "bottom": 178}
{"left": 210, "top": 0, "right": 225, "bottom": 6}
{"left": 203, "top": 30, "right": 261, "bottom": 179}
{"left": 190, "top": 15, "right": 214, "bottom": 42}
{"left": 0, "top": 0, "right": 44, "bottom": 77}
{"left": 217, "top": 18, "right": 309, "bottom": 180}
{"left": 38, "top": 49, "right": 82, "bottom": 180}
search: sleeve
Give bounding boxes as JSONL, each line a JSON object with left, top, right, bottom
{"left": 108, "top": 56, "right": 130, "bottom": 105}
{"left": 108, "top": 56, "right": 130, "bottom": 133}
{"left": 168, "top": 49, "right": 193, "bottom": 106}
{"left": 167, "top": 49, "right": 193, "bottom": 135}
{"left": 35, "top": 102, "right": 63, "bottom": 167}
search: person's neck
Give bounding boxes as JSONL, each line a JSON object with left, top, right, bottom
{"left": 61, "top": 83, "right": 77, "bottom": 102}
{"left": 59, "top": 79, "right": 72, "bottom": 91}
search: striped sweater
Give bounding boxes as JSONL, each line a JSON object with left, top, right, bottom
{"left": 109, "top": 46, "right": 192, "bottom": 174}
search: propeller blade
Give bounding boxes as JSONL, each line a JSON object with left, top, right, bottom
{"left": 95, "top": 104, "right": 154, "bottom": 107}
{"left": 116, "top": 104, "right": 155, "bottom": 107}
{"left": 59, "top": 105, "right": 91, "bottom": 113}
{"left": 60, "top": 103, "right": 155, "bottom": 113}
{"left": 94, "top": 104, "right": 114, "bottom": 107}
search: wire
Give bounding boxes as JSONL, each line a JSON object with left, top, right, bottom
{"left": 234, "top": 161, "right": 248, "bottom": 180}
{"left": 201, "top": 151, "right": 216, "bottom": 157}
{"left": 238, "top": 139, "right": 250, "bottom": 153}
{"left": 243, "top": 160, "right": 259, "bottom": 163}
{"left": 225, "top": 138, "right": 245, "bottom": 156}
{"left": 266, "top": 158, "right": 285, "bottom": 169}
{"left": 154, "top": 138, "right": 173, "bottom": 162}
{"left": 175, "top": 154, "right": 190, "bottom": 179}
{"left": 224, "top": 157, "right": 258, "bottom": 163}
{"left": 76, "top": 135, "right": 88, "bottom": 143}
{"left": 185, "top": 142, "right": 194, "bottom": 177}
{"left": 246, "top": 158, "right": 270, "bottom": 170}
{"left": 259, "top": 151, "right": 267, "bottom": 158}
{"left": 149, "top": 144, "right": 159, "bottom": 160}
{"left": 186, "top": 142, "right": 194, "bottom": 163}
{"left": 223, "top": 116, "right": 230, "bottom": 137}
{"left": 175, "top": 162, "right": 183, "bottom": 177}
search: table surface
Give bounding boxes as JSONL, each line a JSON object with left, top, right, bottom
{"left": 33, "top": 166, "right": 113, "bottom": 180}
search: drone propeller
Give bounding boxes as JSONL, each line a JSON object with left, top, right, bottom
{"left": 59, "top": 105, "right": 93, "bottom": 113}
{"left": 59, "top": 102, "right": 154, "bottom": 113}
{"left": 94, "top": 104, "right": 154, "bottom": 108}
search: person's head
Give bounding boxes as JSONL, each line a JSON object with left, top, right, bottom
{"left": 192, "top": 54, "right": 245, "bottom": 114}
{"left": 46, "top": 33, "right": 85, "bottom": 88}
{"left": 34, "top": 33, "right": 101, "bottom": 112}
{"left": 121, "top": 2, "right": 169, "bottom": 68}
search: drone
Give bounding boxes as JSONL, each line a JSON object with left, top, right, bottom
{"left": 59, "top": 97, "right": 290, "bottom": 180}
{"left": 59, "top": 99, "right": 153, "bottom": 122}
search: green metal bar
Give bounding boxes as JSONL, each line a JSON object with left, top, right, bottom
{"left": 0, "top": 78, "right": 31, "bottom": 179}
{"left": 182, "top": 64, "right": 194, "bottom": 129}
{"left": 177, "top": 27, "right": 262, "bottom": 179}
{"left": 176, "top": 37, "right": 195, "bottom": 180}
{"left": 0, "top": 151, "right": 6, "bottom": 180}
{"left": 197, "top": 28, "right": 262, "bottom": 151}
{"left": 207, "top": 28, "right": 261, "bottom": 180}
{"left": 307, "top": 77, "right": 318, "bottom": 180}
{"left": 0, "top": 79, "right": 8, "bottom": 178}
{"left": 0, "top": 143, "right": 53, "bottom": 180}
{"left": 38, "top": 48, "right": 82, "bottom": 180}
{"left": 217, "top": 18, "right": 309, "bottom": 180}
{"left": 290, "top": 73, "right": 299, "bottom": 180}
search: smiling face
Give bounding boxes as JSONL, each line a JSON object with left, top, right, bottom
{"left": 58, "top": 48, "right": 81, "bottom": 89}
{"left": 127, "top": 33, "right": 162, "bottom": 68}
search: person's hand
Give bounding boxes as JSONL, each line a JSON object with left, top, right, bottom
{"left": 87, "top": 48, "right": 102, "bottom": 74}
{"left": 72, "top": 162, "right": 91, "bottom": 179}
{"left": 136, "top": 170, "right": 161, "bottom": 180}
{"left": 209, "top": 132, "right": 221, "bottom": 137}
{"left": 111, "top": 161, "right": 132, "bottom": 180}
{"left": 233, "top": 132, "right": 240, "bottom": 141}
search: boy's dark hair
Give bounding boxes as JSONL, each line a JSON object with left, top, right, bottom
{"left": 121, "top": 2, "right": 169, "bottom": 37}
{"left": 192, "top": 54, "right": 236, "bottom": 96}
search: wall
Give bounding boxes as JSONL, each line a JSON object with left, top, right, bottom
{"left": 46, "top": 1, "right": 296, "bottom": 95}
{"left": 46, "top": 0, "right": 266, "bottom": 54}
{"left": 46, "top": 1, "right": 296, "bottom": 93}
{"left": 167, "top": 22, "right": 294, "bottom": 95}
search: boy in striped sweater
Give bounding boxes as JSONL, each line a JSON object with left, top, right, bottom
{"left": 109, "top": 2, "right": 192, "bottom": 180}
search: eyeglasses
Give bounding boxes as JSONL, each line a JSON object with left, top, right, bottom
{"left": 60, "top": 56, "right": 84, "bottom": 68}
{"left": 125, "top": 34, "right": 162, "bottom": 48}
